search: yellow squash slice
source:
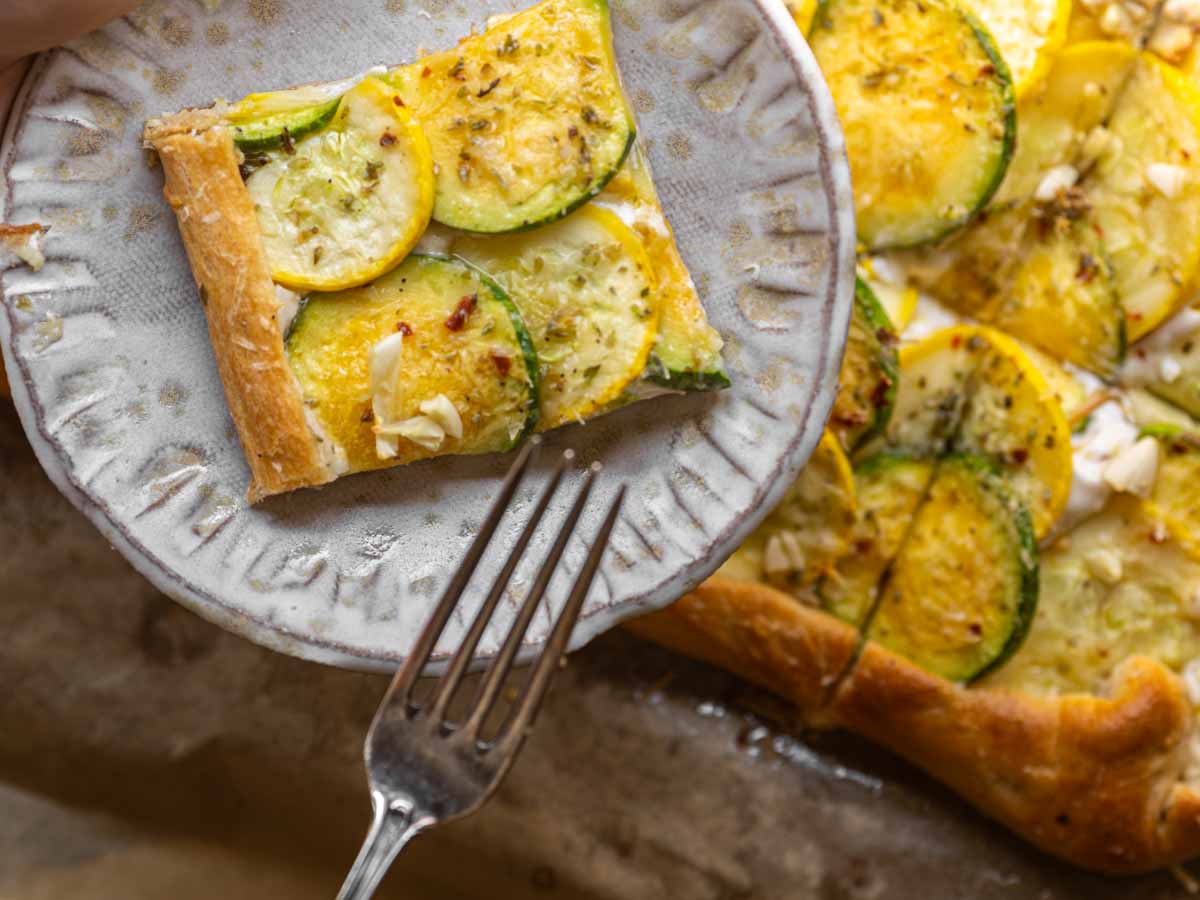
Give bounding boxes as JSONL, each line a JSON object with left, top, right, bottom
{"left": 452, "top": 205, "right": 657, "bottom": 430}
{"left": 967, "top": 0, "right": 1070, "bottom": 99}
{"left": 246, "top": 77, "right": 434, "bottom": 292}
{"left": 1088, "top": 54, "right": 1200, "bottom": 341}
{"left": 721, "top": 430, "right": 857, "bottom": 591}
{"left": 870, "top": 325, "right": 1072, "bottom": 538}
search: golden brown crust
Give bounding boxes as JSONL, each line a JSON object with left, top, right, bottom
{"left": 630, "top": 575, "right": 1200, "bottom": 873}
{"left": 143, "top": 112, "right": 331, "bottom": 502}
{"left": 624, "top": 577, "right": 859, "bottom": 730}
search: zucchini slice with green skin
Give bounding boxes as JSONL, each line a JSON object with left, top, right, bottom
{"left": 909, "top": 201, "right": 1126, "bottom": 377}
{"left": 817, "top": 453, "right": 934, "bottom": 627}
{"left": 384, "top": 0, "right": 636, "bottom": 234}
{"left": 451, "top": 205, "right": 657, "bottom": 430}
{"left": 983, "top": 496, "right": 1200, "bottom": 696}
{"left": 595, "top": 147, "right": 728, "bottom": 392}
{"left": 830, "top": 278, "right": 898, "bottom": 452}
{"left": 287, "top": 254, "right": 538, "bottom": 473}
{"left": 809, "top": 0, "right": 1016, "bottom": 249}
{"left": 226, "top": 85, "right": 343, "bottom": 155}
{"left": 721, "top": 430, "right": 857, "bottom": 591}
{"left": 866, "top": 454, "right": 1039, "bottom": 684}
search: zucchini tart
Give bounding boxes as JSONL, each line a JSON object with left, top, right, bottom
{"left": 143, "top": 0, "right": 725, "bottom": 502}
{"left": 632, "top": 0, "right": 1200, "bottom": 874}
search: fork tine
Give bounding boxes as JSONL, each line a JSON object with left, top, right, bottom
{"left": 495, "top": 484, "right": 625, "bottom": 750}
{"left": 385, "top": 440, "right": 536, "bottom": 709}
{"left": 461, "top": 462, "right": 598, "bottom": 739}
{"left": 426, "top": 450, "right": 572, "bottom": 725}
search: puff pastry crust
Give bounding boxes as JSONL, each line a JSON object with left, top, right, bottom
{"left": 144, "top": 111, "right": 333, "bottom": 502}
{"left": 627, "top": 576, "right": 1200, "bottom": 873}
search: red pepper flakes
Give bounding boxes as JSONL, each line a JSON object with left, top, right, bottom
{"left": 422, "top": 65, "right": 433, "bottom": 78}
{"left": 490, "top": 351, "right": 512, "bottom": 376}
{"left": 1011, "top": 448, "right": 1029, "bottom": 464}
{"left": 951, "top": 333, "right": 963, "bottom": 349}
{"left": 393, "top": 96, "right": 406, "bottom": 107}
{"left": 445, "top": 294, "right": 478, "bottom": 331}
{"left": 380, "top": 131, "right": 397, "bottom": 147}
{"left": 396, "top": 322, "right": 413, "bottom": 336}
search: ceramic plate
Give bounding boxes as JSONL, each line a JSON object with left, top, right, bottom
{"left": 0, "top": 0, "right": 854, "bottom": 671}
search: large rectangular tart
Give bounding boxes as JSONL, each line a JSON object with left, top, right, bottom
{"left": 143, "top": 0, "right": 726, "bottom": 502}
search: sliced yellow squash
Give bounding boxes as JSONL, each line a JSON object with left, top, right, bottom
{"left": 1088, "top": 54, "right": 1200, "bottom": 341}
{"left": 246, "top": 77, "right": 434, "bottom": 292}
{"left": 967, "top": 0, "right": 1070, "bottom": 99}
{"left": 595, "top": 147, "right": 727, "bottom": 390}
{"left": 384, "top": 0, "right": 635, "bottom": 233}
{"left": 1146, "top": 426, "right": 1200, "bottom": 539}
{"left": 993, "top": 40, "right": 1136, "bottom": 204}
{"left": 809, "top": 0, "right": 1016, "bottom": 249}
{"left": 788, "top": 0, "right": 819, "bottom": 33}
{"left": 721, "top": 430, "right": 856, "bottom": 591}
{"left": 452, "top": 205, "right": 657, "bottom": 430}
{"left": 870, "top": 325, "right": 1072, "bottom": 537}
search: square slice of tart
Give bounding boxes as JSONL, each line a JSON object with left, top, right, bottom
{"left": 143, "top": 0, "right": 725, "bottom": 502}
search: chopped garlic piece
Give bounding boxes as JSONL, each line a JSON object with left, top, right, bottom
{"left": 418, "top": 394, "right": 463, "bottom": 440}
{"left": 1035, "top": 165, "right": 1078, "bottom": 201}
{"left": 763, "top": 530, "right": 806, "bottom": 578}
{"left": 1162, "top": 356, "right": 1184, "bottom": 383}
{"left": 378, "top": 415, "right": 447, "bottom": 452}
{"left": 368, "top": 331, "right": 407, "bottom": 459}
{"left": 1146, "top": 163, "right": 1188, "bottom": 199}
{"left": 1102, "top": 436, "right": 1160, "bottom": 498}
{"left": 1083, "top": 547, "right": 1124, "bottom": 585}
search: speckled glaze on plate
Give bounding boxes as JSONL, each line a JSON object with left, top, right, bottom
{"left": 0, "top": 0, "right": 854, "bottom": 671}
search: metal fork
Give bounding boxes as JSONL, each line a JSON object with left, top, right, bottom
{"left": 337, "top": 443, "right": 625, "bottom": 900}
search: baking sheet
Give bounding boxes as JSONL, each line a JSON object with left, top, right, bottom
{"left": 1, "top": 400, "right": 1192, "bottom": 898}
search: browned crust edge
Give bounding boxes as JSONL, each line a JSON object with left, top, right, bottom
{"left": 142, "top": 111, "right": 331, "bottom": 503}
{"left": 628, "top": 575, "right": 1200, "bottom": 874}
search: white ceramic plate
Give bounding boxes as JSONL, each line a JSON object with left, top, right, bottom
{"left": 0, "top": 0, "right": 854, "bottom": 671}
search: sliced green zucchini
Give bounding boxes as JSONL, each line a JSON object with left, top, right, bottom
{"left": 451, "top": 205, "right": 657, "bottom": 430}
{"left": 225, "top": 83, "right": 344, "bottom": 155}
{"left": 983, "top": 496, "right": 1200, "bottom": 696}
{"left": 721, "top": 430, "right": 856, "bottom": 591}
{"left": 287, "top": 254, "right": 538, "bottom": 472}
{"left": 384, "top": 0, "right": 636, "bottom": 233}
{"left": 912, "top": 201, "right": 1126, "bottom": 377}
{"left": 245, "top": 77, "right": 435, "bottom": 293}
{"left": 992, "top": 41, "right": 1136, "bottom": 205}
{"left": 809, "top": 0, "right": 1015, "bottom": 249}
{"left": 866, "top": 454, "right": 1038, "bottom": 683}
{"left": 595, "top": 147, "right": 728, "bottom": 391}
{"left": 1088, "top": 54, "right": 1200, "bottom": 341}
{"left": 830, "top": 278, "right": 898, "bottom": 451}
{"left": 817, "top": 453, "right": 934, "bottom": 627}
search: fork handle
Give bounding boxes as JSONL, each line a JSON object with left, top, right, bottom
{"left": 336, "top": 789, "right": 433, "bottom": 900}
